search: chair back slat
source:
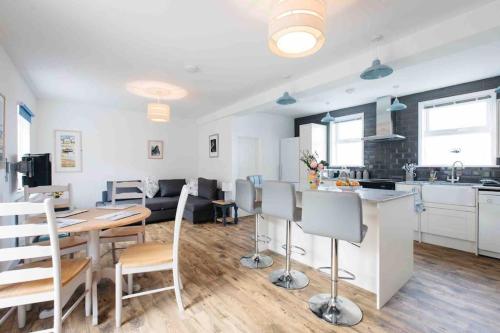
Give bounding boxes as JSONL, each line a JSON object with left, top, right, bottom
{"left": 111, "top": 181, "right": 146, "bottom": 223}
{"left": 0, "top": 245, "right": 53, "bottom": 261}
{"left": 113, "top": 192, "right": 144, "bottom": 200}
{"left": 114, "top": 181, "right": 142, "bottom": 189}
{"left": 0, "top": 267, "right": 53, "bottom": 285}
{"left": 0, "top": 223, "right": 52, "bottom": 239}
{"left": 0, "top": 202, "right": 46, "bottom": 217}
{"left": 173, "top": 186, "right": 189, "bottom": 265}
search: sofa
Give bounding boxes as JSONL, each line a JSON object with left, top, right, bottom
{"left": 98, "top": 178, "right": 224, "bottom": 224}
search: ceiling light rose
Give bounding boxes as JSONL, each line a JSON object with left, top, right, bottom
{"left": 147, "top": 103, "right": 171, "bottom": 122}
{"left": 268, "top": 0, "right": 327, "bottom": 58}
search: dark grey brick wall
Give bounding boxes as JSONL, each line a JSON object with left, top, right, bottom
{"left": 294, "top": 75, "right": 500, "bottom": 181}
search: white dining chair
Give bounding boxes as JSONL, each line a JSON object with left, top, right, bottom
{"left": 24, "top": 184, "right": 87, "bottom": 257}
{"left": 115, "top": 185, "right": 188, "bottom": 327}
{"left": 0, "top": 199, "right": 92, "bottom": 333}
{"left": 100, "top": 181, "right": 146, "bottom": 263}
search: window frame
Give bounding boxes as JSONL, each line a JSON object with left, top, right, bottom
{"left": 329, "top": 112, "right": 365, "bottom": 167}
{"left": 17, "top": 104, "right": 32, "bottom": 190}
{"left": 418, "top": 90, "right": 498, "bottom": 167}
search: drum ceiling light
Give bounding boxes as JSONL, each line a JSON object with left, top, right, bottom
{"left": 147, "top": 102, "right": 170, "bottom": 122}
{"left": 268, "top": 0, "right": 327, "bottom": 58}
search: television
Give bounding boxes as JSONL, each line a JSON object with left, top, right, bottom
{"left": 20, "top": 153, "right": 52, "bottom": 187}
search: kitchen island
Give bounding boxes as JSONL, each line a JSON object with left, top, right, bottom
{"left": 261, "top": 186, "right": 416, "bottom": 309}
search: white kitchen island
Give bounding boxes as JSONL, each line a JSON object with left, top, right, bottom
{"left": 260, "top": 186, "right": 416, "bottom": 309}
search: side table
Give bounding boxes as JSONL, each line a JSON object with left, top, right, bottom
{"left": 212, "top": 200, "right": 238, "bottom": 226}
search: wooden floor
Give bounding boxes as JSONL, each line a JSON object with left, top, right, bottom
{"left": 3, "top": 216, "right": 500, "bottom": 333}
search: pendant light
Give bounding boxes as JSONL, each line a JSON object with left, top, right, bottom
{"left": 387, "top": 85, "right": 407, "bottom": 112}
{"left": 147, "top": 103, "right": 170, "bottom": 122}
{"left": 321, "top": 112, "right": 334, "bottom": 123}
{"left": 276, "top": 91, "right": 297, "bottom": 105}
{"left": 268, "top": 0, "right": 327, "bottom": 58}
{"left": 360, "top": 35, "right": 393, "bottom": 80}
{"left": 495, "top": 86, "right": 500, "bottom": 94}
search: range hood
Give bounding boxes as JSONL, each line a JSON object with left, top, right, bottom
{"left": 362, "top": 96, "right": 406, "bottom": 142}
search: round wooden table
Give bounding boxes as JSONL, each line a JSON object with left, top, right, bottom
{"left": 28, "top": 205, "right": 151, "bottom": 325}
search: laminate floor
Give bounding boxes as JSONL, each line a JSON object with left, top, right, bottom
{"left": 3, "top": 217, "right": 500, "bottom": 332}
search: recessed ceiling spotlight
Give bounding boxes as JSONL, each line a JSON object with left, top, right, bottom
{"left": 345, "top": 88, "right": 355, "bottom": 94}
{"left": 126, "top": 80, "right": 188, "bottom": 100}
{"left": 184, "top": 65, "right": 200, "bottom": 73}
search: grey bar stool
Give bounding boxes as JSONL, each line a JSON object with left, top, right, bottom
{"left": 262, "top": 181, "right": 309, "bottom": 290}
{"left": 235, "top": 179, "right": 273, "bottom": 269}
{"left": 302, "top": 190, "right": 367, "bottom": 326}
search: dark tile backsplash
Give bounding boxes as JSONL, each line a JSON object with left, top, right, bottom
{"left": 294, "top": 75, "right": 500, "bottom": 182}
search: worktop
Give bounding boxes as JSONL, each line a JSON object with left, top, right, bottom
{"left": 310, "top": 185, "right": 414, "bottom": 203}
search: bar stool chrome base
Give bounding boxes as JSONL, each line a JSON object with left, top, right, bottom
{"left": 308, "top": 294, "right": 362, "bottom": 326}
{"left": 240, "top": 254, "right": 273, "bottom": 269}
{"left": 269, "top": 269, "right": 309, "bottom": 289}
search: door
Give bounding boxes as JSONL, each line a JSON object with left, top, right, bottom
{"left": 280, "top": 137, "right": 299, "bottom": 183}
{"left": 237, "top": 137, "right": 261, "bottom": 179}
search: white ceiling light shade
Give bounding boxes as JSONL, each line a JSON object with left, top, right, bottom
{"left": 126, "top": 80, "right": 188, "bottom": 100}
{"left": 268, "top": 0, "right": 327, "bottom": 58}
{"left": 147, "top": 103, "right": 171, "bottom": 122}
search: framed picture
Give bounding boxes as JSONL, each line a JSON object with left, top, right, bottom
{"left": 0, "top": 93, "right": 5, "bottom": 168}
{"left": 148, "top": 140, "right": 164, "bottom": 159}
{"left": 209, "top": 134, "right": 219, "bottom": 158}
{"left": 54, "top": 130, "right": 82, "bottom": 172}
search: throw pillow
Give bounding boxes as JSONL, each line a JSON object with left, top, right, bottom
{"left": 143, "top": 177, "right": 159, "bottom": 199}
{"left": 186, "top": 178, "right": 198, "bottom": 196}
{"left": 159, "top": 179, "right": 186, "bottom": 197}
{"left": 198, "top": 177, "right": 218, "bottom": 200}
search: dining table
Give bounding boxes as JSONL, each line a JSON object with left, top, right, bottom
{"left": 27, "top": 205, "right": 151, "bottom": 325}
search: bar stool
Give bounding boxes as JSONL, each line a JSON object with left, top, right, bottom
{"left": 235, "top": 179, "right": 273, "bottom": 269}
{"left": 302, "top": 190, "right": 367, "bottom": 326}
{"left": 262, "top": 181, "right": 309, "bottom": 289}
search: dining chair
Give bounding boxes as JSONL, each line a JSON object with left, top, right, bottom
{"left": 115, "top": 185, "right": 189, "bottom": 327}
{"left": 100, "top": 180, "right": 146, "bottom": 264}
{"left": 0, "top": 199, "right": 92, "bottom": 333}
{"left": 24, "top": 184, "right": 87, "bottom": 259}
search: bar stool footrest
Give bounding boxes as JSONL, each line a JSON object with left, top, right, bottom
{"left": 316, "top": 267, "right": 356, "bottom": 280}
{"left": 281, "top": 244, "right": 306, "bottom": 256}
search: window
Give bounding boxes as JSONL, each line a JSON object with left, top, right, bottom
{"left": 419, "top": 90, "right": 497, "bottom": 167}
{"left": 329, "top": 113, "right": 364, "bottom": 167}
{"left": 17, "top": 104, "right": 33, "bottom": 189}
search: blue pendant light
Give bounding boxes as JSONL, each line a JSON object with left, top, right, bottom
{"left": 387, "top": 97, "right": 407, "bottom": 112}
{"left": 360, "top": 59, "right": 393, "bottom": 80}
{"left": 321, "top": 112, "right": 334, "bottom": 123}
{"left": 495, "top": 86, "right": 500, "bottom": 94}
{"left": 276, "top": 91, "right": 296, "bottom": 105}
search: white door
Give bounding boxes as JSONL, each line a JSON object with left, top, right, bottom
{"left": 237, "top": 137, "right": 261, "bottom": 179}
{"left": 280, "top": 137, "right": 299, "bottom": 183}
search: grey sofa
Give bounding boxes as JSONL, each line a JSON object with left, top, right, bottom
{"left": 98, "top": 178, "right": 223, "bottom": 224}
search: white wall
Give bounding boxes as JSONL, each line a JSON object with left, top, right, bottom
{"left": 0, "top": 45, "right": 37, "bottom": 270}
{"left": 34, "top": 100, "right": 198, "bottom": 207}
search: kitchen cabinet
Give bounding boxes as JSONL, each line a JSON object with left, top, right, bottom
{"left": 395, "top": 183, "right": 421, "bottom": 240}
{"left": 421, "top": 205, "right": 476, "bottom": 241}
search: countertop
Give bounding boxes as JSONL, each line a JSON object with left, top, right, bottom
{"left": 397, "top": 181, "right": 500, "bottom": 191}
{"left": 300, "top": 185, "right": 415, "bottom": 203}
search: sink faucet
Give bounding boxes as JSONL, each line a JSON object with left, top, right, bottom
{"left": 447, "top": 161, "right": 464, "bottom": 184}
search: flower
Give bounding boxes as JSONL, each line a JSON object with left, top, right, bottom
{"left": 310, "top": 161, "right": 318, "bottom": 169}
{"left": 318, "top": 163, "right": 324, "bottom": 170}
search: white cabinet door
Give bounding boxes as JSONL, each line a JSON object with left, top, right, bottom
{"left": 421, "top": 207, "right": 476, "bottom": 241}
{"left": 396, "top": 184, "right": 421, "bottom": 232}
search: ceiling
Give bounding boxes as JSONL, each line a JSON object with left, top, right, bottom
{"left": 0, "top": 0, "right": 498, "bottom": 119}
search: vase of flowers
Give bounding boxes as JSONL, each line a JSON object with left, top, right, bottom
{"left": 300, "top": 151, "right": 328, "bottom": 190}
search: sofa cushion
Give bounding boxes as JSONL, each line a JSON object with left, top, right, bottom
{"left": 146, "top": 196, "right": 180, "bottom": 211}
{"left": 197, "top": 177, "right": 217, "bottom": 200}
{"left": 159, "top": 179, "right": 186, "bottom": 197}
{"left": 143, "top": 177, "right": 159, "bottom": 199}
{"left": 185, "top": 195, "right": 212, "bottom": 212}
{"left": 106, "top": 181, "right": 141, "bottom": 202}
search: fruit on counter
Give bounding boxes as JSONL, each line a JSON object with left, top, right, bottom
{"left": 336, "top": 179, "right": 360, "bottom": 187}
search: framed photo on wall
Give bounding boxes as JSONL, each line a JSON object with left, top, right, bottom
{"left": 0, "top": 93, "right": 5, "bottom": 168}
{"left": 148, "top": 140, "right": 164, "bottom": 159}
{"left": 54, "top": 130, "right": 82, "bottom": 172}
{"left": 209, "top": 134, "right": 219, "bottom": 158}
